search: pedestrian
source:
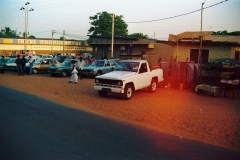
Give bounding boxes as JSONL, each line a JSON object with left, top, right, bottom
{"left": 76, "top": 58, "right": 85, "bottom": 79}
{"left": 21, "top": 55, "right": 27, "bottom": 75}
{"left": 52, "top": 55, "right": 57, "bottom": 66}
{"left": 90, "top": 56, "right": 95, "bottom": 64}
{"left": 69, "top": 60, "right": 78, "bottom": 83}
{"left": 15, "top": 55, "right": 23, "bottom": 76}
{"left": 28, "top": 55, "right": 35, "bottom": 75}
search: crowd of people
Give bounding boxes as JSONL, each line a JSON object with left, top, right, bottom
{"left": 15, "top": 54, "right": 35, "bottom": 76}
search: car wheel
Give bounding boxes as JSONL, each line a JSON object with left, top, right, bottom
{"left": 60, "top": 70, "right": 67, "bottom": 77}
{"left": 123, "top": 84, "right": 133, "bottom": 100}
{"left": 98, "top": 90, "right": 108, "bottom": 97}
{"left": 51, "top": 73, "right": 56, "bottom": 77}
{"left": 33, "top": 68, "right": 38, "bottom": 74}
{"left": 148, "top": 79, "right": 157, "bottom": 93}
{"left": 96, "top": 70, "right": 102, "bottom": 76}
{"left": 1, "top": 70, "right": 4, "bottom": 73}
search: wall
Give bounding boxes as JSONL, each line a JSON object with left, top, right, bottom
{"left": 172, "top": 43, "right": 234, "bottom": 63}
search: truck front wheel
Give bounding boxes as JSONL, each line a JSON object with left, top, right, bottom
{"left": 123, "top": 84, "right": 133, "bottom": 100}
{"left": 149, "top": 79, "right": 157, "bottom": 93}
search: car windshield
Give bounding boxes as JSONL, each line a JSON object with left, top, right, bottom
{"left": 91, "top": 61, "right": 104, "bottom": 67}
{"left": 34, "top": 59, "right": 42, "bottom": 65}
{"left": 61, "top": 60, "right": 72, "bottom": 66}
{"left": 7, "top": 58, "right": 16, "bottom": 63}
{"left": 114, "top": 62, "right": 139, "bottom": 72}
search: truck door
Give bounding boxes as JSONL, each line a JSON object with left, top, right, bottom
{"left": 138, "top": 62, "right": 151, "bottom": 89}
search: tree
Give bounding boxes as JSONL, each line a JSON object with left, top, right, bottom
{"left": 212, "top": 30, "right": 240, "bottom": 35}
{"left": 0, "top": 27, "right": 20, "bottom": 38}
{"left": 128, "top": 33, "right": 149, "bottom": 39}
{"left": 88, "top": 11, "right": 128, "bottom": 36}
{"left": 28, "top": 35, "right": 36, "bottom": 39}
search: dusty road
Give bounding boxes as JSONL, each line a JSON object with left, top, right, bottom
{"left": 0, "top": 71, "right": 240, "bottom": 157}
{"left": 1, "top": 86, "right": 240, "bottom": 159}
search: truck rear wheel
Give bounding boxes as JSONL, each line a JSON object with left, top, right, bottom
{"left": 149, "top": 79, "right": 157, "bottom": 93}
{"left": 98, "top": 90, "right": 108, "bottom": 97}
{"left": 123, "top": 84, "right": 133, "bottom": 100}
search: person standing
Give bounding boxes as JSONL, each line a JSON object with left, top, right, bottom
{"left": 21, "top": 55, "right": 27, "bottom": 75}
{"left": 15, "top": 55, "right": 23, "bottom": 76}
{"left": 69, "top": 60, "right": 78, "bottom": 83}
{"left": 76, "top": 58, "right": 85, "bottom": 79}
{"left": 90, "top": 56, "right": 95, "bottom": 64}
{"left": 28, "top": 55, "right": 35, "bottom": 75}
{"left": 52, "top": 55, "right": 57, "bottom": 66}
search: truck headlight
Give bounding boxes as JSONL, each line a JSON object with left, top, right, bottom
{"left": 95, "top": 79, "right": 99, "bottom": 83}
{"left": 117, "top": 81, "right": 122, "bottom": 86}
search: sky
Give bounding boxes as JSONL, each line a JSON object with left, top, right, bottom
{"left": 0, "top": 0, "right": 239, "bottom": 40}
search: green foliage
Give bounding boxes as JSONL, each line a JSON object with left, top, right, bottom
{"left": 88, "top": 11, "right": 128, "bottom": 36}
{"left": 212, "top": 30, "right": 240, "bottom": 35}
{"left": 128, "top": 33, "right": 149, "bottom": 39}
{"left": 28, "top": 35, "right": 36, "bottom": 39}
{"left": 0, "top": 27, "right": 20, "bottom": 38}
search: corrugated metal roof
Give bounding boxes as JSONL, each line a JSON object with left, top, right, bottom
{"left": 206, "top": 35, "right": 240, "bottom": 44}
{"left": 168, "top": 31, "right": 240, "bottom": 44}
{"left": 177, "top": 31, "right": 213, "bottom": 39}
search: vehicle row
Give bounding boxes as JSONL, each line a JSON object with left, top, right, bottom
{"left": 0, "top": 56, "right": 120, "bottom": 77}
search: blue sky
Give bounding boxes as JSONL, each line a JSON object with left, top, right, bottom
{"left": 0, "top": 0, "right": 239, "bottom": 40}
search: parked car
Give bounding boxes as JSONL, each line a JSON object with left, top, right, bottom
{"left": 82, "top": 59, "right": 118, "bottom": 77}
{"left": 77, "top": 53, "right": 92, "bottom": 60}
{"left": 0, "top": 57, "right": 10, "bottom": 70}
{"left": 0, "top": 63, "right": 4, "bottom": 73}
{"left": 37, "top": 54, "right": 53, "bottom": 59}
{"left": 27, "top": 59, "right": 61, "bottom": 74}
{"left": 9, "top": 56, "right": 35, "bottom": 71}
{"left": 49, "top": 59, "right": 89, "bottom": 77}
{"left": 4, "top": 58, "right": 17, "bottom": 71}
{"left": 56, "top": 55, "right": 67, "bottom": 63}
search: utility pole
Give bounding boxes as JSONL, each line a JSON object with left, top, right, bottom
{"left": 20, "top": 2, "right": 34, "bottom": 52}
{"left": 199, "top": 0, "right": 206, "bottom": 84}
{"left": 51, "top": 30, "right": 55, "bottom": 55}
{"left": 63, "top": 30, "right": 65, "bottom": 55}
{"left": 111, "top": 13, "right": 114, "bottom": 59}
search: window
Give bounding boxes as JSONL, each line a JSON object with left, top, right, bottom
{"left": 190, "top": 49, "right": 209, "bottom": 64}
{"left": 139, "top": 63, "right": 147, "bottom": 73}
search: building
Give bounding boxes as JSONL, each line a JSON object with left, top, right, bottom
{"left": 168, "top": 31, "right": 240, "bottom": 64}
{"left": 88, "top": 35, "right": 174, "bottom": 64}
{"left": 0, "top": 38, "right": 92, "bottom": 57}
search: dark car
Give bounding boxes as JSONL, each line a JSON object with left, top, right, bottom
{"left": 56, "top": 55, "right": 67, "bottom": 63}
{"left": 49, "top": 59, "right": 89, "bottom": 77}
{"left": 0, "top": 63, "right": 4, "bottom": 73}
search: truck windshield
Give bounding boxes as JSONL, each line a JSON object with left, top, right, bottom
{"left": 114, "top": 62, "right": 139, "bottom": 72}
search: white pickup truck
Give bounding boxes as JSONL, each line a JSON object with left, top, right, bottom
{"left": 94, "top": 59, "right": 164, "bottom": 100}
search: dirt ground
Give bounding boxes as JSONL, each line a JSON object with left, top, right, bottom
{"left": 1, "top": 71, "right": 240, "bottom": 152}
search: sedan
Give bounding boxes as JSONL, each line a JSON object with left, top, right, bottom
{"left": 82, "top": 59, "right": 118, "bottom": 77}
{"left": 30, "top": 59, "right": 61, "bottom": 74}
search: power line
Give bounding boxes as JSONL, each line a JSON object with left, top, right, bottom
{"left": 126, "top": 0, "right": 228, "bottom": 23}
